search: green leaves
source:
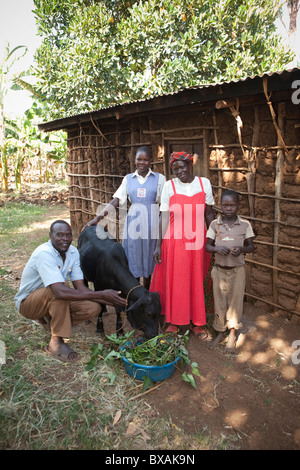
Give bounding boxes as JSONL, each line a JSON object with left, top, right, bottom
{"left": 182, "top": 362, "right": 201, "bottom": 389}
{"left": 85, "top": 330, "right": 135, "bottom": 371}
{"left": 121, "top": 332, "right": 186, "bottom": 366}
{"left": 32, "top": 0, "right": 294, "bottom": 119}
{"left": 85, "top": 330, "right": 201, "bottom": 389}
{"left": 142, "top": 376, "right": 154, "bottom": 392}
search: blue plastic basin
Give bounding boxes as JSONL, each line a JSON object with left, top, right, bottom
{"left": 121, "top": 342, "right": 180, "bottom": 382}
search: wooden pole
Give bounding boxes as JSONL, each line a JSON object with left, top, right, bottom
{"left": 245, "top": 105, "right": 259, "bottom": 298}
{"left": 202, "top": 128, "right": 210, "bottom": 178}
{"left": 88, "top": 141, "right": 95, "bottom": 217}
{"left": 67, "top": 134, "right": 76, "bottom": 231}
{"left": 248, "top": 106, "right": 259, "bottom": 220}
{"left": 73, "top": 133, "right": 81, "bottom": 234}
{"left": 162, "top": 133, "right": 169, "bottom": 179}
{"left": 272, "top": 102, "right": 285, "bottom": 308}
{"left": 130, "top": 122, "right": 135, "bottom": 172}
{"left": 80, "top": 128, "right": 87, "bottom": 229}
{"left": 212, "top": 111, "right": 222, "bottom": 205}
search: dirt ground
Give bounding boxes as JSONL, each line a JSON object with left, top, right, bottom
{"left": 2, "top": 187, "right": 300, "bottom": 450}
{"left": 86, "top": 304, "right": 300, "bottom": 450}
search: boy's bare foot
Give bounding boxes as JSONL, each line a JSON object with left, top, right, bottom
{"left": 225, "top": 329, "right": 237, "bottom": 353}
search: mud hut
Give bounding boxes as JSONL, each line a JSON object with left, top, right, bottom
{"left": 39, "top": 68, "right": 300, "bottom": 320}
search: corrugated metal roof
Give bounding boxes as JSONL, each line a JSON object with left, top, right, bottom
{"left": 101, "top": 67, "right": 299, "bottom": 106}
{"left": 39, "top": 67, "right": 300, "bottom": 131}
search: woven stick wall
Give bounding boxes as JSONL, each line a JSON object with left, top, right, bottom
{"left": 210, "top": 94, "right": 300, "bottom": 319}
{"left": 66, "top": 96, "right": 300, "bottom": 319}
{"left": 67, "top": 116, "right": 162, "bottom": 237}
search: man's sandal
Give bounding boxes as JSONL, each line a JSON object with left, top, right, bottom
{"left": 45, "top": 344, "right": 80, "bottom": 363}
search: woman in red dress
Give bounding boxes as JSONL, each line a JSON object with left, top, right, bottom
{"left": 150, "top": 152, "right": 214, "bottom": 338}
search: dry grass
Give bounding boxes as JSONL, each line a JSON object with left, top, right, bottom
{"left": 0, "top": 199, "right": 222, "bottom": 450}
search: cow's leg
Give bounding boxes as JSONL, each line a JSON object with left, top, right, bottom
{"left": 115, "top": 306, "right": 124, "bottom": 336}
{"left": 96, "top": 305, "right": 106, "bottom": 334}
{"left": 93, "top": 281, "right": 107, "bottom": 334}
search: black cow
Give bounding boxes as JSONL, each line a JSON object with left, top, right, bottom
{"left": 77, "top": 225, "right": 161, "bottom": 339}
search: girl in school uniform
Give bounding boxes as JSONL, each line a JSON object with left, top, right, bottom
{"left": 83, "top": 146, "right": 165, "bottom": 289}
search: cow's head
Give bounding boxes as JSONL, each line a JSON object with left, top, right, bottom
{"left": 126, "top": 291, "right": 161, "bottom": 339}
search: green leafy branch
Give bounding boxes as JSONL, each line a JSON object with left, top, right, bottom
{"left": 85, "top": 330, "right": 201, "bottom": 390}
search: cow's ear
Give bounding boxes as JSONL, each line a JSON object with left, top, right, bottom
{"left": 150, "top": 291, "right": 161, "bottom": 306}
{"left": 151, "top": 291, "right": 160, "bottom": 300}
{"left": 144, "top": 292, "right": 161, "bottom": 304}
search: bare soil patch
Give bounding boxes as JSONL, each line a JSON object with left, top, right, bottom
{"left": 0, "top": 182, "right": 69, "bottom": 208}
{"left": 82, "top": 305, "right": 300, "bottom": 450}
{"left": 2, "top": 185, "right": 300, "bottom": 450}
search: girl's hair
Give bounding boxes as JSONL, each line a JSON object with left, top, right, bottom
{"left": 221, "top": 189, "right": 239, "bottom": 204}
{"left": 136, "top": 146, "right": 152, "bottom": 158}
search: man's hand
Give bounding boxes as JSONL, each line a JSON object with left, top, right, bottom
{"left": 50, "top": 281, "right": 126, "bottom": 307}
{"left": 96, "top": 289, "right": 127, "bottom": 307}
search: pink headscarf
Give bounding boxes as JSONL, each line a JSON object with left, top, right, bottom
{"left": 170, "top": 151, "right": 193, "bottom": 168}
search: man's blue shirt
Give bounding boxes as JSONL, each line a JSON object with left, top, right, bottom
{"left": 14, "top": 240, "right": 84, "bottom": 311}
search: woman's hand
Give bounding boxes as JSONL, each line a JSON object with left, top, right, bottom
{"left": 153, "top": 246, "right": 162, "bottom": 264}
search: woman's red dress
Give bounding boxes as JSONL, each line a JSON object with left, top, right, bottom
{"left": 150, "top": 178, "right": 209, "bottom": 326}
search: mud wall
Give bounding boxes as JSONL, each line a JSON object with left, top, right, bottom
{"left": 209, "top": 99, "right": 300, "bottom": 318}
{"left": 67, "top": 96, "right": 300, "bottom": 319}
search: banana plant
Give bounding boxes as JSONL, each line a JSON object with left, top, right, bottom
{"left": 0, "top": 43, "right": 27, "bottom": 191}
{"left": 4, "top": 118, "right": 23, "bottom": 191}
{"left": 1, "top": 53, "right": 66, "bottom": 191}
{"left": 11, "top": 100, "right": 67, "bottom": 188}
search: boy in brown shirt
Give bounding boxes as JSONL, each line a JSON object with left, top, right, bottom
{"left": 205, "top": 190, "right": 255, "bottom": 352}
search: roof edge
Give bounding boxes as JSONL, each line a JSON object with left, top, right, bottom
{"left": 38, "top": 67, "right": 300, "bottom": 132}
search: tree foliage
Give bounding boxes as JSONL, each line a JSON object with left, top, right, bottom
{"left": 32, "top": 0, "right": 294, "bottom": 119}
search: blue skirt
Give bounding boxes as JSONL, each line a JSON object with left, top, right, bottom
{"left": 122, "top": 202, "right": 159, "bottom": 278}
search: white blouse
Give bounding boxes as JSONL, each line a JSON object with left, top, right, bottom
{"left": 113, "top": 169, "right": 166, "bottom": 204}
{"left": 160, "top": 177, "right": 215, "bottom": 212}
